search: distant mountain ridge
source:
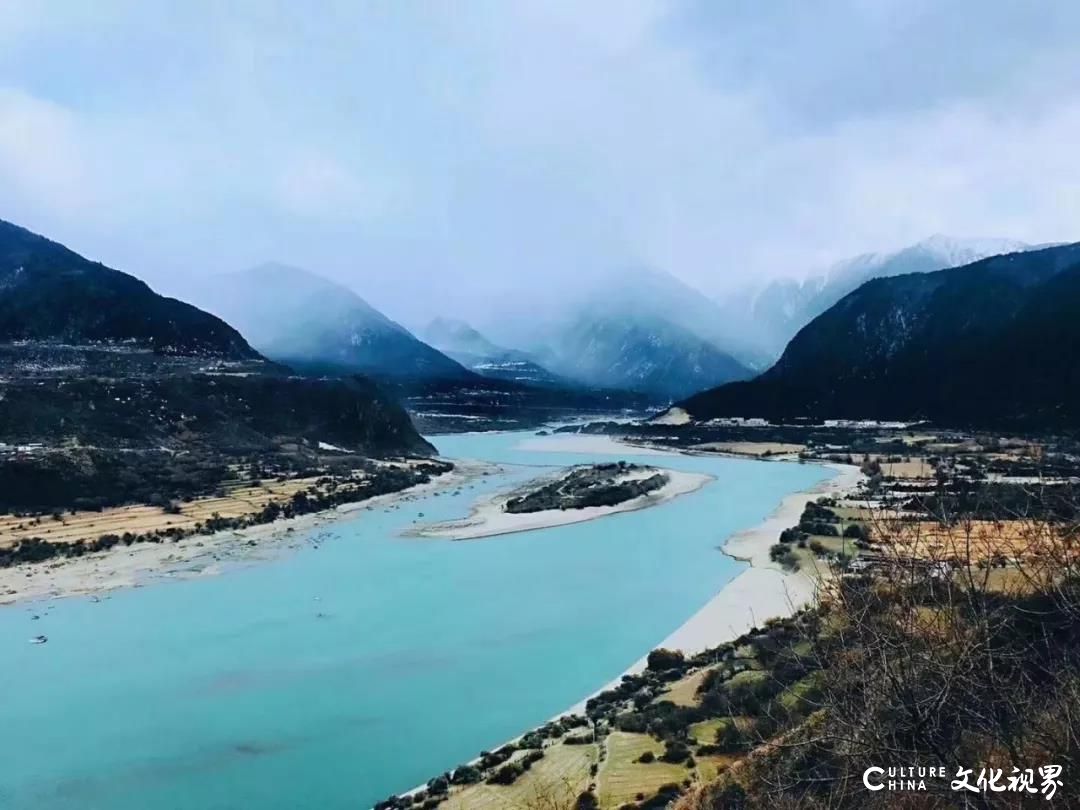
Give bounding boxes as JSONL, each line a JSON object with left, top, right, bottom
{"left": 545, "top": 312, "right": 751, "bottom": 401}
{"left": 0, "top": 219, "right": 257, "bottom": 359}
{"left": 196, "top": 264, "right": 472, "bottom": 382}
{"left": 423, "top": 317, "right": 565, "bottom": 386}
{"left": 679, "top": 241, "right": 1080, "bottom": 428}
{"left": 528, "top": 266, "right": 753, "bottom": 399}
{"left": 719, "top": 235, "right": 1032, "bottom": 361}
{"left": 424, "top": 317, "right": 503, "bottom": 358}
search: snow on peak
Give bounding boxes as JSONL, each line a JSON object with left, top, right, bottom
{"left": 914, "top": 234, "right": 1029, "bottom": 266}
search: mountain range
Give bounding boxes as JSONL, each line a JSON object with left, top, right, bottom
{"left": 541, "top": 311, "right": 751, "bottom": 401}
{"left": 11, "top": 213, "right": 1077, "bottom": 431}
{"left": 191, "top": 261, "right": 755, "bottom": 401}
{"left": 678, "top": 241, "right": 1080, "bottom": 428}
{"left": 717, "top": 235, "right": 1033, "bottom": 362}
{"left": 422, "top": 317, "right": 564, "bottom": 387}
{"left": 192, "top": 264, "right": 472, "bottom": 383}
{"left": 0, "top": 219, "right": 433, "bottom": 455}
{"left": 510, "top": 266, "right": 754, "bottom": 400}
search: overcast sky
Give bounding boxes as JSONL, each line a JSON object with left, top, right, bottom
{"left": 2, "top": 1, "right": 1079, "bottom": 324}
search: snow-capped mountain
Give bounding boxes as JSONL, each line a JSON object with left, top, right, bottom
{"left": 681, "top": 241, "right": 1080, "bottom": 428}
{"left": 721, "top": 235, "right": 1032, "bottom": 361}
{"left": 913, "top": 234, "right": 1030, "bottom": 268}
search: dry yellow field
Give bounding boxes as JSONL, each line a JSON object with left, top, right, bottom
{"left": 693, "top": 442, "right": 805, "bottom": 457}
{"left": 442, "top": 743, "right": 596, "bottom": 810}
{"left": 873, "top": 457, "right": 934, "bottom": 479}
{"left": 832, "top": 505, "right": 875, "bottom": 521}
{"left": 0, "top": 476, "right": 322, "bottom": 549}
{"left": 597, "top": 732, "right": 689, "bottom": 808}
{"left": 658, "top": 667, "right": 713, "bottom": 707}
{"left": 881, "top": 519, "right": 1075, "bottom": 563}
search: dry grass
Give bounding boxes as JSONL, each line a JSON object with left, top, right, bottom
{"left": 831, "top": 505, "right": 874, "bottom": 521}
{"left": 688, "top": 718, "right": 724, "bottom": 745}
{"left": 890, "top": 433, "right": 939, "bottom": 446}
{"left": 657, "top": 667, "right": 713, "bottom": 708}
{"left": 872, "top": 457, "right": 934, "bottom": 479}
{"left": 692, "top": 754, "right": 736, "bottom": 784}
{"left": 442, "top": 743, "right": 596, "bottom": 810}
{"left": 0, "top": 476, "right": 323, "bottom": 549}
{"left": 692, "top": 442, "right": 806, "bottom": 458}
{"left": 597, "top": 731, "right": 689, "bottom": 808}
{"left": 880, "top": 518, "right": 1076, "bottom": 563}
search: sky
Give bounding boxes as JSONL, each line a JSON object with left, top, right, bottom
{"left": 2, "top": 1, "right": 1080, "bottom": 326}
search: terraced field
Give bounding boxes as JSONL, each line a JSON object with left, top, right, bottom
{"left": 597, "top": 732, "right": 689, "bottom": 808}
{"left": 442, "top": 743, "right": 596, "bottom": 810}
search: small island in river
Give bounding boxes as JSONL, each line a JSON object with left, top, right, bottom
{"left": 413, "top": 461, "right": 711, "bottom": 541}
{"left": 504, "top": 461, "right": 668, "bottom": 513}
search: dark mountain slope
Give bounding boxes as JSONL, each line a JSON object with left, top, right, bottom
{"left": 678, "top": 243, "right": 1080, "bottom": 428}
{"left": 0, "top": 219, "right": 257, "bottom": 358}
{"left": 0, "top": 372, "right": 435, "bottom": 455}
{"left": 717, "top": 235, "right": 1031, "bottom": 363}
{"left": 0, "top": 220, "right": 435, "bottom": 460}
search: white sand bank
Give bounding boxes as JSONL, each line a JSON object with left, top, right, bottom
{"left": 659, "top": 462, "right": 863, "bottom": 653}
{"left": 413, "top": 467, "right": 712, "bottom": 540}
{"left": 562, "top": 461, "right": 863, "bottom": 713}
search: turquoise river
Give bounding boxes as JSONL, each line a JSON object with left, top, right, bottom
{"left": 0, "top": 430, "right": 828, "bottom": 809}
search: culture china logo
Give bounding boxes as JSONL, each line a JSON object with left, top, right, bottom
{"left": 862, "top": 765, "right": 1063, "bottom": 799}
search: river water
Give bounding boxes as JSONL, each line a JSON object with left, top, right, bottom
{"left": 0, "top": 431, "right": 826, "bottom": 809}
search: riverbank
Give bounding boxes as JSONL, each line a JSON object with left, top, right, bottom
{"left": 411, "top": 466, "right": 711, "bottom": 540}
{"left": 517, "top": 433, "right": 863, "bottom": 710}
{"left": 0, "top": 460, "right": 493, "bottom": 606}
{"left": 380, "top": 447, "right": 862, "bottom": 808}
{"left": 652, "top": 461, "right": 862, "bottom": 653}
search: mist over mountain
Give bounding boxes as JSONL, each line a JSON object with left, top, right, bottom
{"left": 717, "top": 235, "right": 1032, "bottom": 361}
{"left": 422, "top": 317, "right": 564, "bottom": 387}
{"left": 679, "top": 242, "right": 1080, "bottom": 428}
{"left": 0, "top": 219, "right": 435, "bottom": 456}
{"left": 191, "top": 264, "right": 472, "bottom": 382}
{"left": 500, "top": 266, "right": 752, "bottom": 399}
{"left": 423, "top": 317, "right": 504, "bottom": 359}
{"left": 548, "top": 313, "right": 751, "bottom": 401}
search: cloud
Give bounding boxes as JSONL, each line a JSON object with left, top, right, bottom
{"left": 0, "top": 1, "right": 1078, "bottom": 323}
{"left": 272, "top": 152, "right": 400, "bottom": 221}
{"left": 0, "top": 88, "right": 92, "bottom": 217}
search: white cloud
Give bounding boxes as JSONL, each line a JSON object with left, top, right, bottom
{"left": 0, "top": 88, "right": 92, "bottom": 217}
{"left": 272, "top": 152, "right": 398, "bottom": 221}
{"left": 0, "top": 1, "right": 1077, "bottom": 321}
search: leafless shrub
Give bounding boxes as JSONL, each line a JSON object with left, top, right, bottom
{"left": 681, "top": 484, "right": 1080, "bottom": 810}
